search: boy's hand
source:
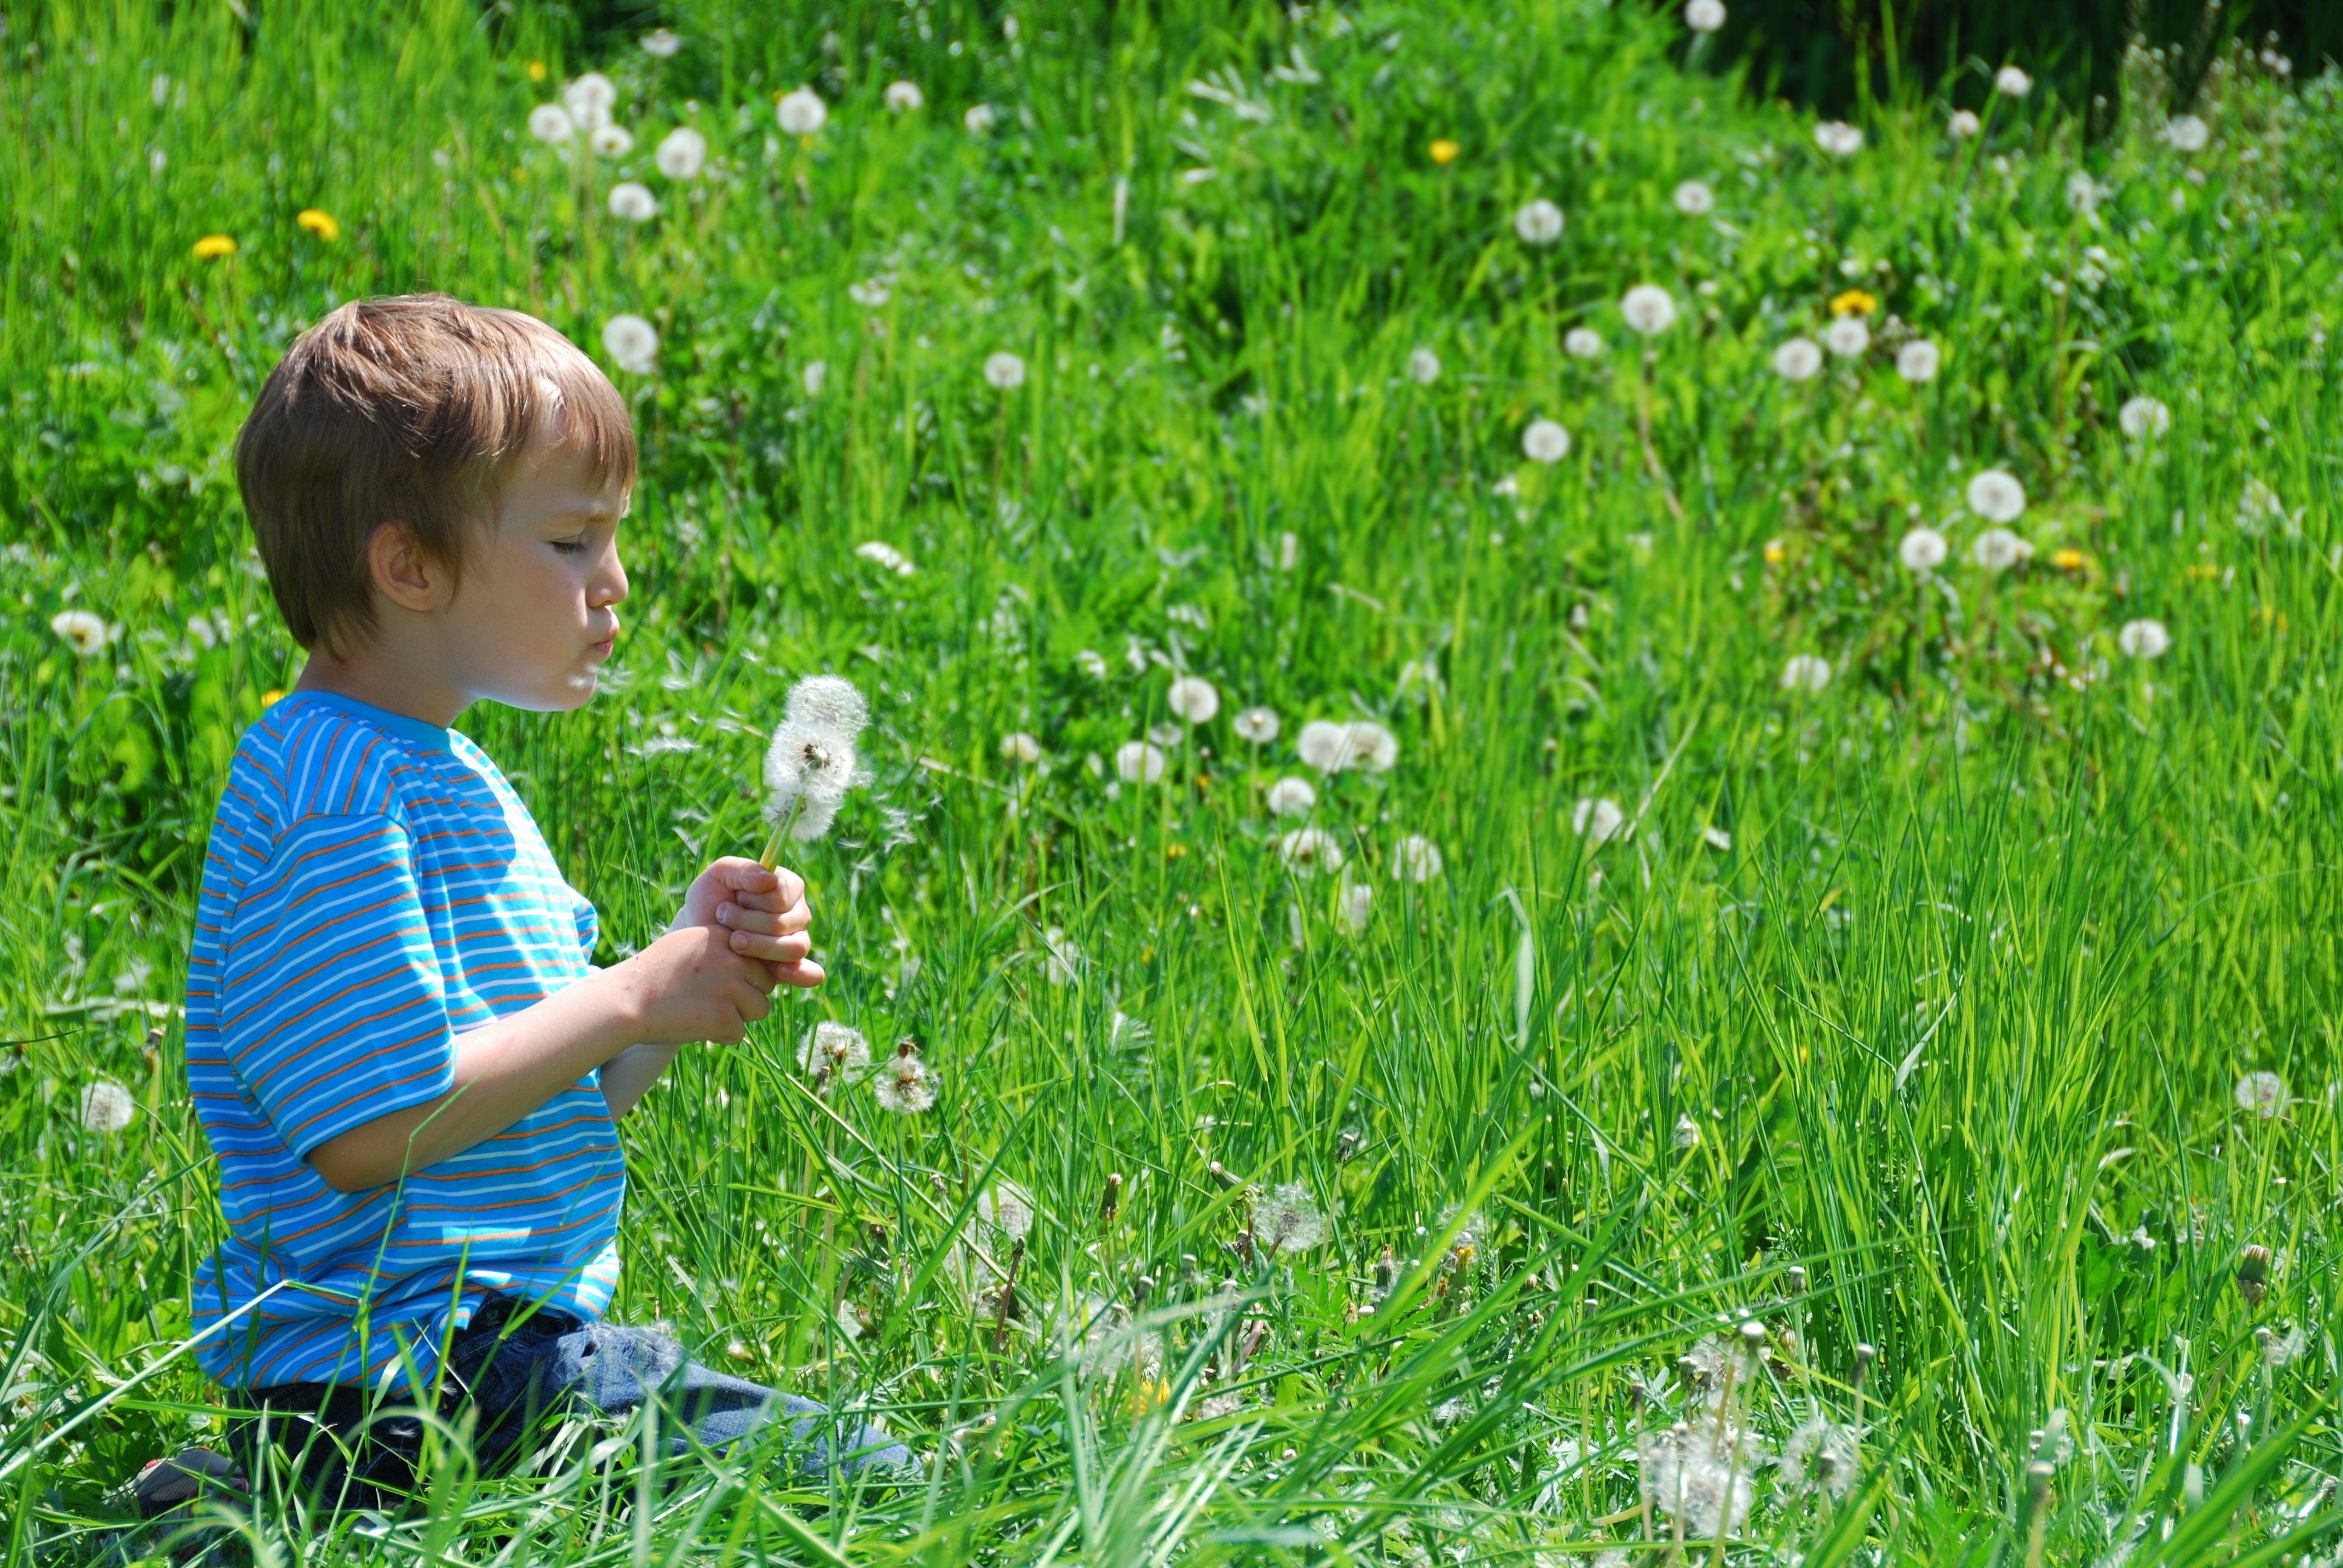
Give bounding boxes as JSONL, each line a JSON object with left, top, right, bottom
{"left": 670, "top": 856, "right": 825, "bottom": 990}
{"left": 619, "top": 925, "right": 783, "bottom": 1044}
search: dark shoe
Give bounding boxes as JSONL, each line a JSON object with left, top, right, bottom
{"left": 132, "top": 1447, "right": 243, "bottom": 1520}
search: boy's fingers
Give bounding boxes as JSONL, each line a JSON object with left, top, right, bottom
{"left": 713, "top": 858, "right": 781, "bottom": 893}
{"left": 717, "top": 903, "right": 811, "bottom": 938}
{"left": 730, "top": 930, "right": 811, "bottom": 964}
{"left": 770, "top": 958, "right": 827, "bottom": 990}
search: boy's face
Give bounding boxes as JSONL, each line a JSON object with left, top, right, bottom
{"left": 445, "top": 433, "right": 631, "bottom": 713}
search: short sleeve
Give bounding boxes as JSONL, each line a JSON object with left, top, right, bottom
{"left": 572, "top": 890, "right": 600, "bottom": 964}
{"left": 218, "top": 814, "right": 456, "bottom": 1159}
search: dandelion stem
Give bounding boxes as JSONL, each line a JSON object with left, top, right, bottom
{"left": 758, "top": 794, "right": 807, "bottom": 871}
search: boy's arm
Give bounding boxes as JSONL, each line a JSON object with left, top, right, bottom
{"left": 307, "top": 924, "right": 781, "bottom": 1192}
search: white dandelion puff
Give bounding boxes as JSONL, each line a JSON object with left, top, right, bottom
{"left": 80, "top": 1080, "right": 136, "bottom": 1133}
{"left": 563, "top": 72, "right": 618, "bottom": 132}
{"left": 2163, "top": 114, "right": 2209, "bottom": 153}
{"left": 1407, "top": 347, "right": 1441, "bottom": 384}
{"left": 655, "top": 126, "right": 707, "bottom": 180}
{"left": 1000, "top": 731, "right": 1043, "bottom": 765}
{"left": 1966, "top": 468, "right": 2027, "bottom": 523}
{"left": 1823, "top": 316, "right": 1870, "bottom": 358}
{"left": 601, "top": 314, "right": 659, "bottom": 375}
{"left": 1971, "top": 527, "right": 2031, "bottom": 571}
{"left": 1233, "top": 707, "right": 1280, "bottom": 743}
{"left": 1671, "top": 180, "right": 1714, "bottom": 216}
{"left": 776, "top": 88, "right": 827, "bottom": 137}
{"left": 1113, "top": 740, "right": 1165, "bottom": 785}
{"left": 1167, "top": 676, "right": 1220, "bottom": 724}
{"left": 1948, "top": 109, "right": 1981, "bottom": 139}
{"left": 1257, "top": 1181, "right": 1329, "bottom": 1254}
{"left": 883, "top": 80, "right": 925, "bottom": 113}
{"left": 1781, "top": 653, "right": 1831, "bottom": 692}
{"left": 964, "top": 103, "right": 997, "bottom": 134}
{"left": 50, "top": 609, "right": 109, "bottom": 656}
{"left": 1685, "top": 0, "right": 1726, "bottom": 31}
{"left": 1573, "top": 797, "right": 1625, "bottom": 846}
{"left": 983, "top": 351, "right": 1027, "bottom": 390}
{"left": 1043, "top": 926, "right": 1081, "bottom": 986}
{"left": 786, "top": 674, "right": 870, "bottom": 734}
{"left": 1814, "top": 120, "right": 1864, "bottom": 157}
{"left": 1337, "top": 880, "right": 1374, "bottom": 935}
{"left": 2066, "top": 172, "right": 2102, "bottom": 215}
{"left": 1513, "top": 198, "right": 1564, "bottom": 244}
{"left": 2117, "top": 618, "right": 2171, "bottom": 660}
{"left": 975, "top": 1181, "right": 1034, "bottom": 1241}
{"left": 1781, "top": 1417, "right": 1857, "bottom": 1498}
{"left": 854, "top": 540, "right": 916, "bottom": 576}
{"left": 1522, "top": 419, "right": 1572, "bottom": 463}
{"left": 1673, "top": 1114, "right": 1702, "bottom": 1148}
{"left": 1622, "top": 284, "right": 1677, "bottom": 335}
{"left": 1995, "top": 65, "right": 2033, "bottom": 99}
{"left": 848, "top": 278, "right": 890, "bottom": 308}
{"left": 2235, "top": 1071, "right": 2286, "bottom": 1118}
{"left": 1774, "top": 338, "right": 1824, "bottom": 381}
{"left": 1899, "top": 526, "right": 1950, "bottom": 572}
{"left": 799, "top": 1021, "right": 873, "bottom": 1082}
{"left": 1896, "top": 339, "right": 1941, "bottom": 382}
{"left": 607, "top": 181, "right": 657, "bottom": 221}
{"left": 1075, "top": 648, "right": 1108, "bottom": 679}
{"left": 1296, "top": 719, "right": 1397, "bottom": 775}
{"left": 872, "top": 1044, "right": 936, "bottom": 1114}
{"left": 1276, "top": 827, "right": 1345, "bottom": 877}
{"left": 1565, "top": 327, "right": 1605, "bottom": 359}
{"left": 2119, "top": 396, "right": 2171, "bottom": 439}
{"left": 528, "top": 104, "right": 576, "bottom": 144}
{"left": 590, "top": 123, "right": 634, "bottom": 158}
{"left": 640, "top": 28, "right": 683, "bottom": 57}
{"left": 1702, "top": 825, "right": 1733, "bottom": 851}
{"left": 802, "top": 360, "right": 827, "bottom": 396}
{"left": 1392, "top": 835, "right": 1444, "bottom": 882}
{"left": 761, "top": 676, "right": 870, "bottom": 844}
{"left": 1265, "top": 776, "right": 1317, "bottom": 818}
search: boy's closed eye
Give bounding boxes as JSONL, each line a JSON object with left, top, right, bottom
{"left": 550, "top": 534, "right": 590, "bottom": 556}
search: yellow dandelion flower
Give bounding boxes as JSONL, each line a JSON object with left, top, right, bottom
{"left": 1127, "top": 1377, "right": 1172, "bottom": 1415}
{"left": 295, "top": 209, "right": 341, "bottom": 242}
{"left": 1429, "top": 138, "right": 1460, "bottom": 165}
{"left": 1830, "top": 289, "right": 1878, "bottom": 317}
{"left": 191, "top": 234, "right": 237, "bottom": 260}
{"left": 2049, "top": 547, "right": 2086, "bottom": 570}
{"left": 1762, "top": 538, "right": 1788, "bottom": 564}
{"left": 526, "top": 59, "right": 547, "bottom": 82}
{"left": 261, "top": 688, "right": 284, "bottom": 707}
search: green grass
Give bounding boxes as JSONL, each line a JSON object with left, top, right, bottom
{"left": 4, "top": 0, "right": 2343, "bottom": 1561}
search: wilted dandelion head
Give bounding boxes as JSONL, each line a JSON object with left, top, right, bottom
{"left": 776, "top": 87, "right": 827, "bottom": 137}
{"left": 1233, "top": 706, "right": 1280, "bottom": 743}
{"left": 1773, "top": 337, "right": 1823, "bottom": 381}
{"left": 883, "top": 79, "right": 925, "bottom": 113}
{"left": 1948, "top": 109, "right": 1981, "bottom": 139}
{"left": 1276, "top": 827, "right": 1344, "bottom": 877}
{"left": 2163, "top": 114, "right": 2209, "bottom": 152}
{"left": 1167, "top": 675, "right": 1219, "bottom": 724}
{"left": 2116, "top": 618, "right": 2171, "bottom": 660}
{"left": 1896, "top": 339, "right": 1942, "bottom": 382}
{"left": 1966, "top": 468, "right": 2027, "bottom": 523}
{"left": 1781, "top": 1416, "right": 1856, "bottom": 1498}
{"left": 1265, "top": 776, "right": 1317, "bottom": 818}
{"left": 2235, "top": 1071, "right": 2287, "bottom": 1118}
{"left": 1565, "top": 327, "right": 1605, "bottom": 359}
{"left": 601, "top": 314, "right": 659, "bottom": 375}
{"left": 607, "top": 181, "right": 657, "bottom": 221}
{"left": 799, "top": 1021, "right": 873, "bottom": 1082}
{"left": 1781, "top": 653, "right": 1831, "bottom": 693}
{"left": 1814, "top": 120, "right": 1864, "bottom": 157}
{"left": 1971, "top": 527, "right": 2031, "bottom": 571}
{"left": 1672, "top": 180, "right": 1714, "bottom": 217}
{"left": 1392, "top": 834, "right": 1444, "bottom": 883}
{"left": 1522, "top": 419, "right": 1572, "bottom": 463}
{"left": 786, "top": 674, "right": 871, "bottom": 736}
{"left": 591, "top": 123, "right": 635, "bottom": 158}
{"left": 1407, "top": 347, "right": 1441, "bottom": 384}
{"left": 564, "top": 72, "right": 618, "bottom": 131}
{"left": 1684, "top": 0, "right": 1726, "bottom": 31}
{"left": 1994, "top": 65, "right": 2033, "bottom": 99}
{"left": 1296, "top": 719, "right": 1397, "bottom": 775}
{"left": 1000, "top": 731, "right": 1042, "bottom": 765}
{"left": 1622, "top": 284, "right": 1677, "bottom": 335}
{"left": 50, "top": 610, "right": 108, "bottom": 657}
{"left": 1513, "top": 198, "right": 1564, "bottom": 245}
{"left": 1113, "top": 740, "right": 1165, "bottom": 785}
{"left": 1573, "top": 797, "right": 1625, "bottom": 846}
{"left": 1257, "top": 1181, "right": 1329, "bottom": 1255}
{"left": 2119, "top": 396, "right": 2171, "bottom": 440}
{"left": 80, "top": 1080, "right": 135, "bottom": 1134}
{"left": 984, "top": 351, "right": 1027, "bottom": 390}
{"left": 655, "top": 126, "right": 707, "bottom": 179}
{"left": 640, "top": 28, "right": 682, "bottom": 57}
{"left": 873, "top": 1042, "right": 936, "bottom": 1114}
{"left": 1898, "top": 526, "right": 1950, "bottom": 572}
{"left": 1823, "top": 316, "right": 1870, "bottom": 358}
{"left": 965, "top": 103, "right": 997, "bottom": 134}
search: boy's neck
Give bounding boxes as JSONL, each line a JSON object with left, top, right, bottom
{"left": 293, "top": 650, "right": 465, "bottom": 730}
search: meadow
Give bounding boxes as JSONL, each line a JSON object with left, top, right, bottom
{"left": 4, "top": 0, "right": 2343, "bottom": 1561}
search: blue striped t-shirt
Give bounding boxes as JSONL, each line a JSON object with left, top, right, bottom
{"left": 185, "top": 692, "right": 624, "bottom": 1391}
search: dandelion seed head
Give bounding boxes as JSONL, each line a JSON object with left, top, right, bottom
{"left": 1966, "top": 468, "right": 2027, "bottom": 523}
{"left": 50, "top": 610, "right": 109, "bottom": 657}
{"left": 563, "top": 72, "right": 618, "bottom": 132}
{"left": 1971, "top": 526, "right": 2031, "bottom": 571}
{"left": 1899, "top": 526, "right": 1950, "bottom": 572}
{"left": 1565, "top": 327, "right": 1605, "bottom": 359}
{"left": 2066, "top": 172, "right": 2102, "bottom": 215}
{"left": 1573, "top": 797, "right": 1625, "bottom": 846}
{"left": 1113, "top": 740, "right": 1166, "bottom": 785}
{"left": 1773, "top": 337, "right": 1823, "bottom": 381}
{"left": 1823, "top": 316, "right": 1870, "bottom": 358}
{"left": 1257, "top": 1181, "right": 1328, "bottom": 1254}
{"left": 776, "top": 87, "right": 828, "bottom": 137}
{"left": 607, "top": 180, "right": 657, "bottom": 221}
{"left": 983, "top": 351, "right": 1027, "bottom": 390}
{"left": 883, "top": 80, "right": 925, "bottom": 113}
{"left": 80, "top": 1080, "right": 135, "bottom": 1134}
{"left": 1265, "top": 776, "right": 1317, "bottom": 818}
{"left": 591, "top": 123, "right": 634, "bottom": 158}
{"left": 799, "top": 1021, "right": 873, "bottom": 1082}
{"left": 2116, "top": 618, "right": 2171, "bottom": 660}
{"left": 1336, "top": 880, "right": 1374, "bottom": 934}
{"left": 1408, "top": 347, "right": 1441, "bottom": 384}
{"left": 2236, "top": 1071, "right": 2287, "bottom": 1118}
{"left": 1296, "top": 719, "right": 1397, "bottom": 775}
{"left": 1513, "top": 198, "right": 1564, "bottom": 244}
{"left": 1167, "top": 675, "right": 1220, "bottom": 724}
{"left": 802, "top": 360, "right": 827, "bottom": 396}
{"left": 977, "top": 1181, "right": 1035, "bottom": 1241}
{"left": 1673, "top": 1113, "right": 1702, "bottom": 1148}
{"left": 1000, "top": 731, "right": 1042, "bottom": 764}
{"left": 1948, "top": 109, "right": 1981, "bottom": 139}
{"left": 1995, "top": 65, "right": 2033, "bottom": 99}
{"left": 1671, "top": 180, "right": 1714, "bottom": 217}
{"left": 601, "top": 313, "right": 659, "bottom": 375}
{"left": 1622, "top": 284, "right": 1677, "bottom": 335}
{"left": 964, "top": 103, "right": 997, "bottom": 134}
{"left": 2163, "top": 114, "right": 2209, "bottom": 153}
{"left": 873, "top": 1045, "right": 936, "bottom": 1114}
{"left": 785, "top": 674, "right": 871, "bottom": 737}
{"left": 2119, "top": 396, "right": 2171, "bottom": 440}
{"left": 1233, "top": 706, "right": 1281, "bottom": 743}
{"left": 1392, "top": 834, "right": 1444, "bottom": 883}
{"left": 640, "top": 28, "right": 683, "bottom": 57}
{"left": 1814, "top": 120, "right": 1864, "bottom": 157}
{"left": 854, "top": 539, "right": 915, "bottom": 576}
{"left": 1896, "top": 339, "right": 1942, "bottom": 382}
{"left": 1684, "top": 0, "right": 1726, "bottom": 31}
{"left": 1522, "top": 419, "right": 1572, "bottom": 463}
{"left": 655, "top": 126, "right": 707, "bottom": 179}
{"left": 1781, "top": 653, "right": 1831, "bottom": 692}
{"left": 1276, "top": 827, "right": 1344, "bottom": 877}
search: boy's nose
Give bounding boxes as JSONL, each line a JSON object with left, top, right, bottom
{"left": 593, "top": 542, "right": 631, "bottom": 607}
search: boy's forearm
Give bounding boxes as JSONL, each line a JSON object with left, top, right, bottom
{"left": 598, "top": 1040, "right": 683, "bottom": 1120}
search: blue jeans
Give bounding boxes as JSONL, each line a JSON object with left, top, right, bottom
{"left": 229, "top": 1296, "right": 910, "bottom": 1508}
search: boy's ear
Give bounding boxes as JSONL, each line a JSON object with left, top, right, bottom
{"left": 367, "top": 521, "right": 444, "bottom": 612}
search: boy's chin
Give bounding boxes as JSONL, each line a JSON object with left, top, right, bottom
{"left": 484, "top": 670, "right": 604, "bottom": 714}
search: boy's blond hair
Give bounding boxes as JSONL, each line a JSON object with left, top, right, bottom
{"left": 236, "top": 294, "right": 637, "bottom": 656}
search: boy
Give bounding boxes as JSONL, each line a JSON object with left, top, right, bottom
{"left": 143, "top": 295, "right": 905, "bottom": 1517}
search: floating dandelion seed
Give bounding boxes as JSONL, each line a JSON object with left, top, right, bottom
{"left": 1773, "top": 338, "right": 1823, "bottom": 380}
{"left": 1233, "top": 706, "right": 1280, "bottom": 743}
{"left": 2235, "top": 1071, "right": 2287, "bottom": 1117}
{"left": 1573, "top": 797, "right": 1625, "bottom": 845}
{"left": 802, "top": 360, "right": 827, "bottom": 396}
{"left": 854, "top": 540, "right": 915, "bottom": 576}
{"left": 1781, "top": 653, "right": 1832, "bottom": 692}
{"left": 1257, "top": 1182, "right": 1328, "bottom": 1255}
{"left": 1823, "top": 316, "right": 1870, "bottom": 358}
{"left": 191, "top": 234, "right": 237, "bottom": 260}
{"left": 1684, "top": 0, "right": 1726, "bottom": 31}
{"left": 2119, "top": 396, "right": 2171, "bottom": 439}
{"left": 1814, "top": 121, "right": 1864, "bottom": 157}
{"left": 983, "top": 351, "right": 1027, "bottom": 390}
{"left": 529, "top": 104, "right": 575, "bottom": 143}
{"left": 2117, "top": 619, "right": 2171, "bottom": 659}
{"left": 1113, "top": 740, "right": 1165, "bottom": 785}
{"left": 759, "top": 674, "right": 870, "bottom": 855}
{"left": 1966, "top": 468, "right": 2027, "bottom": 523}
{"left": 50, "top": 610, "right": 108, "bottom": 656}
{"left": 873, "top": 1042, "right": 936, "bottom": 1114}
{"left": 1948, "top": 109, "right": 1981, "bottom": 139}
{"left": 1622, "top": 284, "right": 1677, "bottom": 335}
{"left": 591, "top": 123, "right": 635, "bottom": 158}
{"left": 601, "top": 314, "right": 659, "bottom": 375}
{"left": 1994, "top": 65, "right": 2033, "bottom": 99}
{"left": 1513, "top": 198, "right": 1564, "bottom": 244}
{"left": 777, "top": 87, "right": 827, "bottom": 137}
{"left": 1265, "top": 776, "right": 1317, "bottom": 818}
{"left": 1896, "top": 340, "right": 1942, "bottom": 382}
{"left": 655, "top": 126, "right": 707, "bottom": 179}
{"left": 883, "top": 80, "right": 925, "bottom": 113}
{"left": 1392, "top": 835, "right": 1444, "bottom": 883}
{"left": 1000, "top": 731, "right": 1042, "bottom": 765}
{"left": 1899, "top": 527, "right": 1950, "bottom": 572}
{"left": 1408, "top": 347, "right": 1441, "bottom": 384}
{"left": 1565, "top": 326, "right": 1605, "bottom": 359}
{"left": 296, "top": 209, "right": 340, "bottom": 242}
{"left": 640, "top": 28, "right": 682, "bottom": 57}
{"left": 563, "top": 72, "right": 618, "bottom": 132}
{"left": 608, "top": 181, "right": 657, "bottom": 221}
{"left": 1522, "top": 419, "right": 1571, "bottom": 463}
{"left": 2164, "top": 114, "right": 2209, "bottom": 152}
{"left": 1276, "top": 827, "right": 1344, "bottom": 877}
{"left": 1671, "top": 180, "right": 1714, "bottom": 216}
{"left": 1167, "top": 676, "right": 1220, "bottom": 724}
{"left": 799, "top": 1021, "right": 873, "bottom": 1082}
{"left": 1296, "top": 719, "right": 1397, "bottom": 775}
{"left": 964, "top": 103, "right": 996, "bottom": 134}
{"left": 1972, "top": 528, "right": 2031, "bottom": 571}
{"left": 80, "top": 1080, "right": 135, "bottom": 1133}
